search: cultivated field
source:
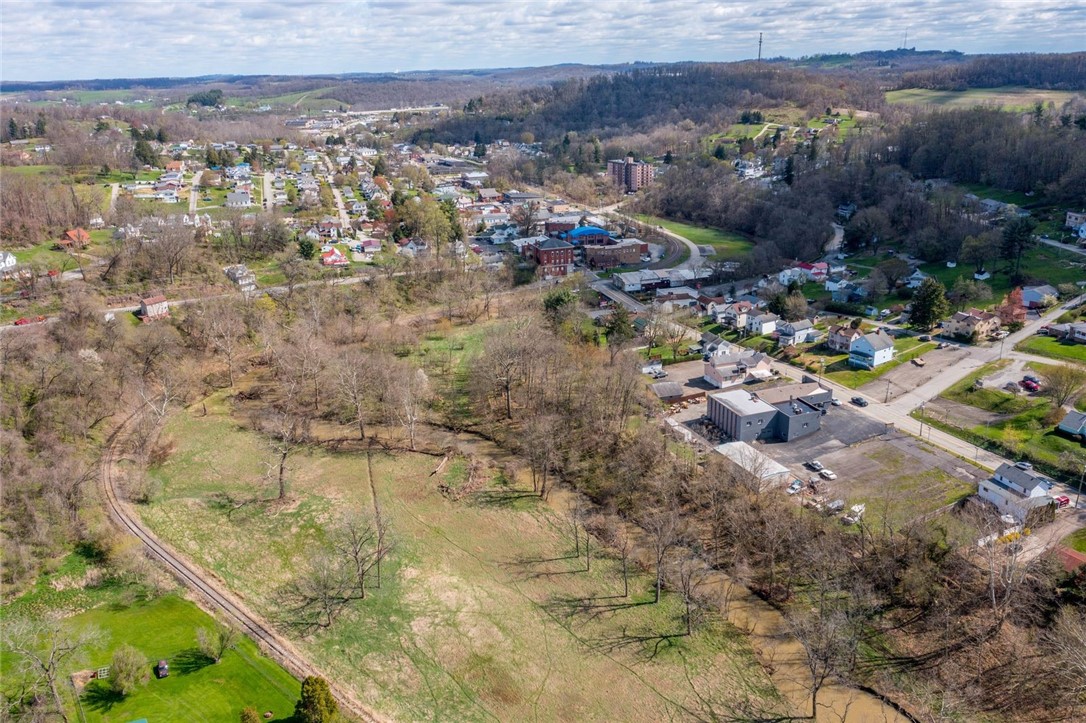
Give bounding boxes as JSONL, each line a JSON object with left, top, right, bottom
{"left": 140, "top": 395, "right": 781, "bottom": 721}
{"left": 885, "top": 86, "right": 1081, "bottom": 110}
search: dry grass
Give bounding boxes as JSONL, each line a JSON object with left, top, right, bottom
{"left": 141, "top": 393, "right": 781, "bottom": 721}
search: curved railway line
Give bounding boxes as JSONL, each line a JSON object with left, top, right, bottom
{"left": 98, "top": 412, "right": 383, "bottom": 722}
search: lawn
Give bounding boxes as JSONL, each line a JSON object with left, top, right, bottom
{"left": 885, "top": 87, "right": 1079, "bottom": 111}
{"left": 824, "top": 339, "right": 935, "bottom": 389}
{"left": 918, "top": 245, "right": 1086, "bottom": 307}
{"left": 1064, "top": 528, "right": 1086, "bottom": 554}
{"left": 1, "top": 551, "right": 300, "bottom": 723}
{"left": 634, "top": 215, "right": 755, "bottom": 261}
{"left": 1015, "top": 335, "right": 1086, "bottom": 365}
{"left": 139, "top": 395, "right": 781, "bottom": 721}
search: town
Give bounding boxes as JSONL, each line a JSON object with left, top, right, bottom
{"left": 2, "top": 32, "right": 1086, "bottom": 723}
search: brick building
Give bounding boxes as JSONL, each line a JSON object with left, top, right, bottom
{"left": 526, "top": 237, "right": 575, "bottom": 277}
{"left": 608, "top": 156, "right": 654, "bottom": 193}
{"left": 583, "top": 239, "right": 648, "bottom": 269}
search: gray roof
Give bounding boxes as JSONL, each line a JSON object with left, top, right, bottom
{"left": 863, "top": 330, "right": 894, "bottom": 351}
{"left": 1059, "top": 410, "right": 1086, "bottom": 431}
{"left": 784, "top": 319, "right": 814, "bottom": 331}
{"left": 994, "top": 463, "right": 1052, "bottom": 493}
{"left": 537, "top": 237, "right": 573, "bottom": 250}
{"left": 710, "top": 389, "right": 775, "bottom": 416}
{"left": 1024, "top": 284, "right": 1058, "bottom": 296}
{"left": 651, "top": 381, "right": 684, "bottom": 399}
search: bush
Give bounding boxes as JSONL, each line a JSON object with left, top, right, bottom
{"left": 110, "top": 644, "right": 150, "bottom": 696}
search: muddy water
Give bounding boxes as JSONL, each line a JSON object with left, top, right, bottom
{"left": 446, "top": 431, "right": 910, "bottom": 722}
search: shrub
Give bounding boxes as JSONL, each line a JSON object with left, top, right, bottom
{"left": 110, "top": 644, "right": 149, "bottom": 696}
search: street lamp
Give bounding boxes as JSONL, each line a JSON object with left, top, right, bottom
{"left": 818, "top": 356, "right": 825, "bottom": 386}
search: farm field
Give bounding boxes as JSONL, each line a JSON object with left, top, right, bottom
{"left": 635, "top": 215, "right": 754, "bottom": 261}
{"left": 139, "top": 392, "right": 781, "bottom": 721}
{"left": 885, "top": 86, "right": 1080, "bottom": 110}
{"left": 1, "top": 552, "right": 300, "bottom": 722}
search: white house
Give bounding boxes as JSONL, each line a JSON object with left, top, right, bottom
{"left": 746, "top": 313, "right": 779, "bottom": 336}
{"left": 905, "top": 269, "right": 929, "bottom": 289}
{"left": 0, "top": 251, "right": 17, "bottom": 277}
{"left": 848, "top": 329, "right": 894, "bottom": 369}
{"left": 225, "top": 191, "right": 252, "bottom": 208}
{"left": 777, "top": 319, "right": 816, "bottom": 346}
{"left": 702, "top": 351, "right": 774, "bottom": 389}
{"left": 978, "top": 462, "right": 1054, "bottom": 523}
{"left": 716, "top": 301, "right": 755, "bottom": 329}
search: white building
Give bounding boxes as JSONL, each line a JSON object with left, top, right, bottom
{"left": 978, "top": 462, "right": 1054, "bottom": 523}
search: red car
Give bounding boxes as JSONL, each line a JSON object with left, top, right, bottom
{"left": 1019, "top": 379, "right": 1039, "bottom": 392}
{"left": 1055, "top": 495, "right": 1071, "bottom": 509}
{"left": 13, "top": 318, "right": 30, "bottom": 325}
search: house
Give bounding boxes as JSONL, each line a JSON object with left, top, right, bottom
{"left": 224, "top": 264, "right": 257, "bottom": 293}
{"left": 1058, "top": 322, "right": 1086, "bottom": 344}
{"left": 945, "top": 308, "right": 1001, "bottom": 340}
{"left": 978, "top": 462, "right": 1054, "bottom": 523}
{"left": 139, "top": 294, "right": 170, "bottom": 321}
{"left": 905, "top": 269, "right": 929, "bottom": 289}
{"left": 706, "top": 382, "right": 828, "bottom": 443}
{"left": 0, "top": 251, "right": 17, "bottom": 276}
{"left": 1065, "top": 210, "right": 1086, "bottom": 229}
{"left": 827, "top": 324, "right": 864, "bottom": 353}
{"left": 716, "top": 301, "right": 754, "bottom": 329}
{"left": 777, "top": 319, "right": 816, "bottom": 346}
{"left": 702, "top": 351, "right": 773, "bottom": 389}
{"left": 1021, "top": 284, "right": 1059, "bottom": 309}
{"left": 849, "top": 329, "right": 894, "bottom": 369}
{"left": 57, "top": 228, "right": 90, "bottom": 250}
{"left": 746, "top": 312, "right": 779, "bottom": 336}
{"left": 1057, "top": 410, "right": 1086, "bottom": 437}
{"left": 796, "top": 261, "right": 829, "bottom": 282}
{"left": 320, "top": 248, "right": 349, "bottom": 267}
{"left": 396, "top": 237, "right": 429, "bottom": 258}
{"left": 225, "top": 191, "right": 252, "bottom": 208}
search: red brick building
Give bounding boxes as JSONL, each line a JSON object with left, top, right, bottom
{"left": 526, "top": 237, "right": 575, "bottom": 277}
{"left": 608, "top": 156, "right": 654, "bottom": 193}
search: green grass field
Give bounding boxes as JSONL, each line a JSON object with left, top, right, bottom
{"left": 634, "top": 215, "right": 754, "bottom": 261}
{"left": 139, "top": 394, "right": 781, "bottom": 721}
{"left": 918, "top": 245, "right": 1086, "bottom": 307}
{"left": 1064, "top": 528, "right": 1086, "bottom": 554}
{"left": 939, "top": 360, "right": 1043, "bottom": 415}
{"left": 885, "top": 86, "right": 1079, "bottom": 111}
{"left": 2, "top": 551, "right": 300, "bottom": 722}
{"left": 1015, "top": 335, "right": 1086, "bottom": 364}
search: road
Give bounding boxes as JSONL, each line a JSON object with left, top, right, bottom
{"left": 99, "top": 411, "right": 383, "bottom": 722}
{"left": 188, "top": 170, "right": 203, "bottom": 215}
{"left": 109, "top": 182, "right": 120, "bottom": 215}
{"left": 1037, "top": 235, "right": 1086, "bottom": 258}
{"left": 606, "top": 207, "right": 703, "bottom": 270}
{"left": 262, "top": 170, "right": 274, "bottom": 212}
{"left": 323, "top": 153, "right": 352, "bottom": 230}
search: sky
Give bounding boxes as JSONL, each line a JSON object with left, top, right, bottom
{"left": 2, "top": 0, "right": 1084, "bottom": 81}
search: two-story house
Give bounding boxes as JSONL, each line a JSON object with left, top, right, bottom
{"left": 716, "top": 301, "right": 754, "bottom": 330}
{"left": 777, "top": 319, "right": 817, "bottom": 346}
{"left": 978, "top": 462, "right": 1054, "bottom": 523}
{"left": 826, "top": 324, "right": 863, "bottom": 353}
{"left": 848, "top": 329, "right": 894, "bottom": 369}
{"left": 702, "top": 351, "right": 773, "bottom": 389}
{"left": 945, "top": 308, "right": 1001, "bottom": 341}
{"left": 746, "top": 312, "right": 779, "bottom": 336}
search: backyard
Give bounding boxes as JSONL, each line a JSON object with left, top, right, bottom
{"left": 1015, "top": 335, "right": 1086, "bottom": 364}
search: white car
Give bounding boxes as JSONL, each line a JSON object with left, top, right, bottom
{"left": 819, "top": 469, "right": 838, "bottom": 480}
{"left": 786, "top": 480, "right": 803, "bottom": 495}
{"left": 831, "top": 397, "right": 842, "bottom": 406}
{"left": 808, "top": 460, "right": 824, "bottom": 472}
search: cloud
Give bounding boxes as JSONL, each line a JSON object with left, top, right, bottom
{"left": 1, "top": 0, "right": 1083, "bottom": 81}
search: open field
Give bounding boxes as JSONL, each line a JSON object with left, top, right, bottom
{"left": 885, "top": 86, "right": 1081, "bottom": 111}
{"left": 2, "top": 551, "right": 300, "bottom": 722}
{"left": 1015, "top": 335, "right": 1086, "bottom": 364}
{"left": 140, "top": 394, "right": 780, "bottom": 721}
{"left": 939, "top": 359, "right": 1043, "bottom": 415}
{"left": 634, "top": 215, "right": 754, "bottom": 261}
{"left": 1064, "top": 528, "right": 1086, "bottom": 553}
{"left": 918, "top": 245, "right": 1086, "bottom": 307}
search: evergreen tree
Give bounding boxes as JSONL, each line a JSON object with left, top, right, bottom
{"left": 663, "top": 150, "right": 673, "bottom": 164}
{"left": 1001, "top": 216, "right": 1036, "bottom": 282}
{"left": 473, "top": 142, "right": 487, "bottom": 158}
{"left": 134, "top": 138, "right": 157, "bottom": 167}
{"left": 372, "top": 155, "right": 388, "bottom": 177}
{"left": 156, "top": 128, "right": 167, "bottom": 143}
{"left": 7, "top": 117, "right": 18, "bottom": 140}
{"left": 909, "top": 277, "right": 950, "bottom": 330}
{"left": 297, "top": 238, "right": 316, "bottom": 260}
{"left": 34, "top": 114, "right": 46, "bottom": 136}
{"left": 295, "top": 676, "right": 338, "bottom": 723}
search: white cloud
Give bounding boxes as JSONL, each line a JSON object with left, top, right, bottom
{"left": 1, "top": 0, "right": 1083, "bottom": 81}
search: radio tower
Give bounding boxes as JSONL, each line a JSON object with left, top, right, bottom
{"left": 758, "top": 33, "right": 763, "bottom": 61}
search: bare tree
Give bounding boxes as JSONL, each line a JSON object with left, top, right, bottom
{"left": 672, "top": 557, "right": 709, "bottom": 635}
{"left": 387, "top": 363, "right": 431, "bottom": 451}
{"left": 1047, "top": 607, "right": 1086, "bottom": 706}
{"left": 330, "top": 511, "right": 380, "bottom": 600}
{"left": 284, "top": 551, "right": 352, "bottom": 630}
{"left": 607, "top": 517, "right": 633, "bottom": 597}
{"left": 3, "top": 618, "right": 100, "bottom": 722}
{"left": 334, "top": 352, "right": 374, "bottom": 440}
{"left": 1040, "top": 363, "right": 1086, "bottom": 408}
{"left": 643, "top": 506, "right": 683, "bottom": 604}
{"left": 788, "top": 607, "right": 859, "bottom": 719}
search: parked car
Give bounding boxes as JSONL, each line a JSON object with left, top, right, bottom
{"left": 819, "top": 469, "right": 838, "bottom": 480}
{"left": 1055, "top": 495, "right": 1071, "bottom": 509}
{"left": 993, "top": 330, "right": 1010, "bottom": 339}
{"left": 918, "top": 334, "right": 932, "bottom": 342}
{"left": 1023, "top": 375, "right": 1039, "bottom": 384}
{"left": 851, "top": 396, "right": 869, "bottom": 407}
{"left": 807, "top": 460, "right": 824, "bottom": 472}
{"left": 831, "top": 397, "right": 842, "bottom": 406}
{"left": 650, "top": 369, "right": 668, "bottom": 379}
{"left": 1019, "top": 380, "right": 1039, "bottom": 392}
{"left": 13, "top": 318, "right": 30, "bottom": 325}
{"left": 936, "top": 341, "right": 950, "bottom": 349}
{"left": 787, "top": 480, "right": 804, "bottom": 495}
{"left": 912, "top": 357, "right": 926, "bottom": 367}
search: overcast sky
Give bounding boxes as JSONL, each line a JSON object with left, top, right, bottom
{"left": 2, "top": 0, "right": 1084, "bottom": 81}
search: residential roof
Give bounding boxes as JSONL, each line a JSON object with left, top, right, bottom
{"left": 862, "top": 330, "right": 894, "bottom": 351}
{"left": 784, "top": 319, "right": 814, "bottom": 331}
{"left": 994, "top": 463, "right": 1053, "bottom": 494}
{"left": 142, "top": 295, "right": 167, "bottom": 305}
{"left": 1024, "top": 284, "right": 1058, "bottom": 296}
{"left": 651, "top": 381, "right": 684, "bottom": 399}
{"left": 1059, "top": 410, "right": 1086, "bottom": 431}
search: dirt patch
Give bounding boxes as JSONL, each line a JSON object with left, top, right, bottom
{"left": 859, "top": 345, "right": 965, "bottom": 401}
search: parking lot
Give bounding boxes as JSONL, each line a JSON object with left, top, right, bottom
{"left": 859, "top": 344, "right": 966, "bottom": 401}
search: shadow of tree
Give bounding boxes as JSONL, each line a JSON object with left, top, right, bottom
{"left": 171, "top": 647, "right": 215, "bottom": 674}
{"left": 82, "top": 680, "right": 124, "bottom": 712}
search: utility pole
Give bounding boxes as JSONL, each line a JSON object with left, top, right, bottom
{"left": 758, "top": 33, "right": 763, "bottom": 62}
{"left": 885, "top": 378, "right": 891, "bottom": 403}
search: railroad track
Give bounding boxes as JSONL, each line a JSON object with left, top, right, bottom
{"left": 98, "top": 411, "right": 383, "bottom": 722}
